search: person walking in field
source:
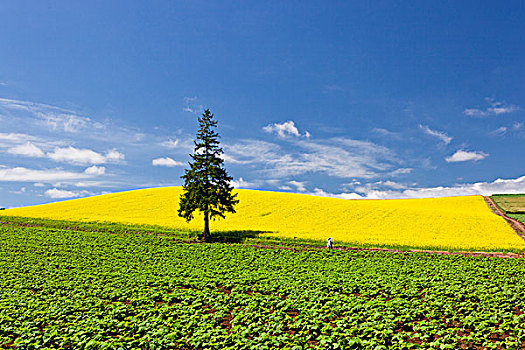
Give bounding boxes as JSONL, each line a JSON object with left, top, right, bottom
{"left": 327, "top": 237, "right": 333, "bottom": 250}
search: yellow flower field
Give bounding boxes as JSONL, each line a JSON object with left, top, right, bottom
{"left": 3, "top": 187, "right": 524, "bottom": 251}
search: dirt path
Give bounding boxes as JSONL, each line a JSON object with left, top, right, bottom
{"left": 247, "top": 243, "right": 523, "bottom": 258}
{"left": 484, "top": 196, "right": 525, "bottom": 241}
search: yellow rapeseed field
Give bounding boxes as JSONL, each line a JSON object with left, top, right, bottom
{"left": 4, "top": 187, "right": 524, "bottom": 251}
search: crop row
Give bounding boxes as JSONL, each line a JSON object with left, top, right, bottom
{"left": 1, "top": 221, "right": 525, "bottom": 349}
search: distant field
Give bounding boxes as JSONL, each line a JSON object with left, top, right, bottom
{"left": 491, "top": 194, "right": 525, "bottom": 214}
{"left": 3, "top": 187, "right": 523, "bottom": 251}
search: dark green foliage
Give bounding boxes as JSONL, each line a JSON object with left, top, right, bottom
{"left": 178, "top": 109, "right": 239, "bottom": 241}
{"left": 2, "top": 220, "right": 525, "bottom": 349}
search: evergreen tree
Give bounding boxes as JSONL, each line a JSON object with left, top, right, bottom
{"left": 178, "top": 109, "right": 239, "bottom": 241}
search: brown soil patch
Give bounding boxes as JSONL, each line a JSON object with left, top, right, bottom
{"left": 287, "top": 309, "right": 299, "bottom": 318}
{"left": 220, "top": 311, "right": 233, "bottom": 332}
{"left": 1, "top": 340, "right": 15, "bottom": 348}
{"left": 484, "top": 196, "right": 525, "bottom": 241}
{"left": 217, "top": 286, "right": 232, "bottom": 295}
{"left": 202, "top": 304, "right": 216, "bottom": 314}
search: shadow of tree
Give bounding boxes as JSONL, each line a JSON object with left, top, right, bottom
{"left": 208, "top": 230, "right": 271, "bottom": 243}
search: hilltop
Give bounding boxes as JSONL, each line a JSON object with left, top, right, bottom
{"left": 3, "top": 187, "right": 524, "bottom": 251}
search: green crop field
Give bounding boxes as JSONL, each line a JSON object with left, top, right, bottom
{"left": 509, "top": 214, "right": 525, "bottom": 225}
{"left": 491, "top": 194, "right": 525, "bottom": 214}
{"left": 1, "top": 219, "right": 525, "bottom": 349}
{"left": 491, "top": 194, "right": 525, "bottom": 225}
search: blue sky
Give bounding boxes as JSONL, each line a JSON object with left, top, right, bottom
{"left": 1, "top": 1, "right": 524, "bottom": 208}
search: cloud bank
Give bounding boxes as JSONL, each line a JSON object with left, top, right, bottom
{"left": 315, "top": 175, "right": 525, "bottom": 200}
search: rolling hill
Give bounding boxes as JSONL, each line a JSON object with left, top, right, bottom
{"left": 3, "top": 187, "right": 524, "bottom": 251}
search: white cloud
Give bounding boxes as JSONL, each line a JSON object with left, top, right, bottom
{"left": 33, "top": 183, "right": 45, "bottom": 187}
{"left": 295, "top": 138, "right": 395, "bottom": 178}
{"left": 309, "top": 187, "right": 365, "bottom": 200}
{"left": 490, "top": 126, "right": 507, "bottom": 136}
{"left": 229, "top": 177, "right": 257, "bottom": 189}
{"left": 0, "top": 97, "right": 150, "bottom": 148}
{"left": 42, "top": 114, "right": 93, "bottom": 133}
{"left": 47, "top": 147, "right": 124, "bottom": 165}
{"left": 512, "top": 122, "right": 523, "bottom": 131}
{"left": 463, "top": 109, "right": 484, "bottom": 117}
{"left": 84, "top": 166, "right": 106, "bottom": 175}
{"left": 11, "top": 187, "right": 26, "bottom": 195}
{"left": 289, "top": 180, "right": 307, "bottom": 192}
{"left": 0, "top": 97, "right": 103, "bottom": 133}
{"left": 445, "top": 150, "right": 489, "bottom": 163}
{"left": 47, "top": 146, "right": 107, "bottom": 165}
{"left": 490, "top": 107, "right": 519, "bottom": 115}
{"left": 0, "top": 167, "right": 91, "bottom": 182}
{"left": 45, "top": 188, "right": 91, "bottom": 199}
{"left": 72, "top": 182, "right": 93, "bottom": 188}
{"left": 346, "top": 180, "right": 408, "bottom": 194}
{"left": 105, "top": 149, "right": 125, "bottom": 162}
{"left": 377, "top": 176, "right": 525, "bottom": 198}
{"left": 263, "top": 121, "right": 311, "bottom": 138}
{"left": 377, "top": 180, "right": 407, "bottom": 190}
{"left": 161, "top": 139, "right": 179, "bottom": 149}
{"left": 389, "top": 168, "right": 412, "bottom": 176}
{"left": 0, "top": 97, "right": 64, "bottom": 113}
{"left": 464, "top": 98, "right": 520, "bottom": 117}
{"left": 152, "top": 157, "right": 184, "bottom": 167}
{"left": 0, "top": 97, "right": 192, "bottom": 200}
{"left": 419, "top": 125, "right": 452, "bottom": 144}
{"left": 72, "top": 180, "right": 120, "bottom": 188}
{"left": 371, "top": 128, "right": 403, "bottom": 140}
{"left": 7, "top": 142, "right": 45, "bottom": 157}
{"left": 222, "top": 140, "right": 283, "bottom": 165}
{"left": 464, "top": 109, "right": 486, "bottom": 117}
{"left": 0, "top": 132, "right": 37, "bottom": 143}
{"left": 182, "top": 96, "right": 203, "bottom": 114}
{"left": 490, "top": 122, "right": 523, "bottom": 137}
{"left": 225, "top": 137, "right": 401, "bottom": 179}
{"left": 159, "top": 136, "right": 194, "bottom": 153}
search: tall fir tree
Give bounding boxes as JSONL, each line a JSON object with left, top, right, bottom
{"left": 178, "top": 109, "right": 239, "bottom": 241}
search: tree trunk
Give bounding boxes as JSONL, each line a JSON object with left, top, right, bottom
{"left": 203, "top": 211, "right": 211, "bottom": 242}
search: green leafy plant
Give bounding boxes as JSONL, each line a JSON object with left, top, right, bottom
{"left": 1, "top": 218, "right": 525, "bottom": 349}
